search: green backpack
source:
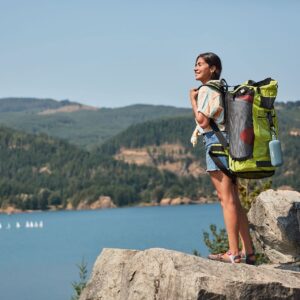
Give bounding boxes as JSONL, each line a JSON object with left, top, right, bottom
{"left": 205, "top": 78, "right": 280, "bottom": 180}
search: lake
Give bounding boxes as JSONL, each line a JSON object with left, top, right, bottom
{"left": 0, "top": 204, "right": 224, "bottom": 300}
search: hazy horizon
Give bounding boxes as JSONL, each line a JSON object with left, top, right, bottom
{"left": 0, "top": 95, "right": 297, "bottom": 110}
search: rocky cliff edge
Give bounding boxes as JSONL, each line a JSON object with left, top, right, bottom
{"left": 80, "top": 247, "right": 300, "bottom": 300}
{"left": 80, "top": 189, "right": 300, "bottom": 300}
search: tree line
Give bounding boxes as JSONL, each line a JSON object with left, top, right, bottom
{"left": 0, "top": 126, "right": 213, "bottom": 211}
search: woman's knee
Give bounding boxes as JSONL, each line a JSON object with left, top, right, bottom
{"left": 220, "top": 194, "right": 238, "bottom": 208}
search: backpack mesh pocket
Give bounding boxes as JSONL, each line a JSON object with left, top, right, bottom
{"left": 228, "top": 87, "right": 254, "bottom": 160}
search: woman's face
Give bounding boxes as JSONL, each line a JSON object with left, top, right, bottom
{"left": 194, "top": 57, "right": 215, "bottom": 83}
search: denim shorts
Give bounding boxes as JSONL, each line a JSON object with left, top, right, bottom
{"left": 203, "top": 131, "right": 229, "bottom": 172}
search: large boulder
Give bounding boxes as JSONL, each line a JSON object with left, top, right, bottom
{"left": 80, "top": 248, "right": 300, "bottom": 300}
{"left": 248, "top": 190, "right": 300, "bottom": 264}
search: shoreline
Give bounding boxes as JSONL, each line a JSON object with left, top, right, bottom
{"left": 0, "top": 197, "right": 217, "bottom": 215}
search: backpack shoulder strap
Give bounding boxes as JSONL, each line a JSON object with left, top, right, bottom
{"left": 205, "top": 79, "right": 236, "bottom": 182}
{"left": 199, "top": 79, "right": 228, "bottom": 127}
{"left": 198, "top": 80, "right": 226, "bottom": 93}
{"left": 208, "top": 146, "right": 237, "bottom": 183}
{"left": 209, "top": 119, "right": 228, "bottom": 148}
{"left": 208, "top": 120, "right": 237, "bottom": 183}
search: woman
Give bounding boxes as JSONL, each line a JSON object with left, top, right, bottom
{"left": 190, "top": 52, "right": 255, "bottom": 264}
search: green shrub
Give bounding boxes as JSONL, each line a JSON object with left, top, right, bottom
{"left": 71, "top": 258, "right": 88, "bottom": 300}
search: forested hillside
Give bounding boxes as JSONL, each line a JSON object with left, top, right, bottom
{"left": 100, "top": 101, "right": 300, "bottom": 190}
{"left": 0, "top": 126, "right": 212, "bottom": 211}
{"left": 272, "top": 101, "right": 300, "bottom": 188}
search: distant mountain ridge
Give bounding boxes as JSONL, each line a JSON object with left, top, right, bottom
{"left": 0, "top": 97, "right": 82, "bottom": 113}
{"left": 0, "top": 98, "right": 191, "bottom": 149}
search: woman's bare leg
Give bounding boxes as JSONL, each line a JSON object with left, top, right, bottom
{"left": 232, "top": 183, "right": 254, "bottom": 255}
{"left": 209, "top": 171, "right": 240, "bottom": 255}
{"left": 210, "top": 172, "right": 254, "bottom": 257}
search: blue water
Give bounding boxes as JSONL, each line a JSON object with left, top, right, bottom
{"left": 0, "top": 204, "right": 224, "bottom": 300}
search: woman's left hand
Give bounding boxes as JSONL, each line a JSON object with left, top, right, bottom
{"left": 190, "top": 88, "right": 198, "bottom": 104}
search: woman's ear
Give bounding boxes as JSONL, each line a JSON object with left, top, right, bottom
{"left": 210, "top": 65, "right": 216, "bottom": 74}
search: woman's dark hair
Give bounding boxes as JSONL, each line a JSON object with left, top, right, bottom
{"left": 196, "top": 52, "right": 222, "bottom": 80}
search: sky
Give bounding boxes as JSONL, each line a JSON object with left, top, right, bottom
{"left": 0, "top": 0, "right": 299, "bottom": 108}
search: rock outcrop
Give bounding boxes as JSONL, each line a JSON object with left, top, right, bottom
{"left": 114, "top": 144, "right": 206, "bottom": 177}
{"left": 248, "top": 190, "right": 300, "bottom": 264}
{"left": 80, "top": 248, "right": 300, "bottom": 300}
{"left": 76, "top": 196, "right": 116, "bottom": 210}
{"left": 159, "top": 197, "right": 212, "bottom": 206}
{"left": 80, "top": 189, "right": 300, "bottom": 299}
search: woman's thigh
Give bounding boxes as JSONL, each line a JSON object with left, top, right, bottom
{"left": 209, "top": 170, "right": 235, "bottom": 202}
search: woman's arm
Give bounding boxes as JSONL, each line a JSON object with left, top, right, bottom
{"left": 190, "top": 88, "right": 210, "bottom": 129}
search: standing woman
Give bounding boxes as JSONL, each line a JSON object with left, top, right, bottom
{"left": 190, "top": 52, "right": 255, "bottom": 264}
